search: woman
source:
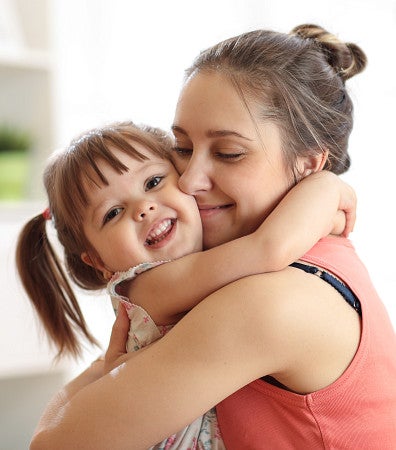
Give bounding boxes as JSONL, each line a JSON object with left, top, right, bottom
{"left": 30, "top": 24, "right": 396, "bottom": 449}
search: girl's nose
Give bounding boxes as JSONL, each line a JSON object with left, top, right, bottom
{"left": 133, "top": 201, "right": 157, "bottom": 221}
{"left": 178, "top": 154, "right": 213, "bottom": 195}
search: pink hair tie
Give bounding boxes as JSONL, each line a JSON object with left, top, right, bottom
{"left": 42, "top": 207, "right": 52, "bottom": 221}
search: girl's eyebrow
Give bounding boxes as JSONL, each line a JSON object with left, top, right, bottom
{"left": 86, "top": 194, "right": 109, "bottom": 226}
{"left": 171, "top": 125, "right": 252, "bottom": 141}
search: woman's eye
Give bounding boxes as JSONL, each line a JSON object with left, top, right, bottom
{"left": 215, "top": 152, "right": 245, "bottom": 160}
{"left": 145, "top": 175, "right": 164, "bottom": 191}
{"left": 173, "top": 147, "right": 192, "bottom": 158}
{"left": 104, "top": 207, "right": 123, "bottom": 224}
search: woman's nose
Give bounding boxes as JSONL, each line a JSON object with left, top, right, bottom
{"left": 133, "top": 201, "right": 157, "bottom": 221}
{"left": 178, "top": 155, "right": 213, "bottom": 195}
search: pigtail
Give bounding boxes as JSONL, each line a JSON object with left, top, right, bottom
{"left": 16, "top": 213, "right": 99, "bottom": 359}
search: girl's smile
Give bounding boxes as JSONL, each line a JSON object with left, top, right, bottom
{"left": 145, "top": 218, "right": 176, "bottom": 247}
{"left": 81, "top": 143, "right": 203, "bottom": 275}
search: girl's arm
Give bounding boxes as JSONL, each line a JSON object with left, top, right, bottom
{"left": 130, "top": 170, "right": 356, "bottom": 324}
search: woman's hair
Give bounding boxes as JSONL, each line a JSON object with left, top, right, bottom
{"left": 185, "top": 24, "right": 367, "bottom": 177}
{"left": 16, "top": 121, "right": 173, "bottom": 358}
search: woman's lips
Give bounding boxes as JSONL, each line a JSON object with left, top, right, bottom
{"left": 198, "top": 204, "right": 233, "bottom": 219}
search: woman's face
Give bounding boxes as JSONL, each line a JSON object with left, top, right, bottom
{"left": 172, "top": 71, "right": 294, "bottom": 249}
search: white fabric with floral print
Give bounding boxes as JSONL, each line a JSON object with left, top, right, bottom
{"left": 107, "top": 261, "right": 225, "bottom": 450}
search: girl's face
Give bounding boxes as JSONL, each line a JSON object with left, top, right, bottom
{"left": 81, "top": 144, "right": 203, "bottom": 276}
{"left": 172, "top": 72, "right": 294, "bottom": 249}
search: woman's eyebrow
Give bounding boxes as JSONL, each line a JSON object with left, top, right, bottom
{"left": 171, "top": 125, "right": 252, "bottom": 141}
{"left": 207, "top": 129, "right": 253, "bottom": 141}
{"left": 171, "top": 125, "right": 188, "bottom": 136}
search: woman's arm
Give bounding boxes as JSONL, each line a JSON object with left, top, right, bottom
{"left": 130, "top": 171, "right": 356, "bottom": 324}
{"left": 31, "top": 358, "right": 105, "bottom": 443}
{"left": 30, "top": 264, "right": 359, "bottom": 449}
{"left": 30, "top": 273, "right": 289, "bottom": 450}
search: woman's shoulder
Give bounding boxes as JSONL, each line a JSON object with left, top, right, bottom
{"left": 221, "top": 264, "right": 359, "bottom": 335}
{"left": 203, "top": 266, "right": 361, "bottom": 391}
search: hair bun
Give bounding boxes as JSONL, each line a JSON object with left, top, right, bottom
{"left": 290, "top": 24, "right": 367, "bottom": 81}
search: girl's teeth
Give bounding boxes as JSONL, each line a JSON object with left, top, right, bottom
{"left": 153, "top": 220, "right": 170, "bottom": 236}
{"left": 146, "top": 219, "right": 173, "bottom": 244}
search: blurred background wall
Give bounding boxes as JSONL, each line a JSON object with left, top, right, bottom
{"left": 1, "top": 0, "right": 395, "bottom": 448}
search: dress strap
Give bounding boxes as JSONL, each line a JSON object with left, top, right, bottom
{"left": 107, "top": 260, "right": 170, "bottom": 299}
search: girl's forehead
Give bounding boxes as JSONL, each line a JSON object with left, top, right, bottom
{"left": 85, "top": 147, "right": 171, "bottom": 181}
{"left": 110, "top": 143, "right": 163, "bottom": 163}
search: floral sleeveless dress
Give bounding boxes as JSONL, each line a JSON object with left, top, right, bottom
{"left": 107, "top": 261, "right": 225, "bottom": 450}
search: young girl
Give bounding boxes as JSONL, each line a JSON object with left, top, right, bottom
{"left": 17, "top": 121, "right": 354, "bottom": 449}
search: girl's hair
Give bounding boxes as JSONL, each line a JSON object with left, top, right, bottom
{"left": 185, "top": 24, "right": 367, "bottom": 177}
{"left": 16, "top": 121, "right": 173, "bottom": 358}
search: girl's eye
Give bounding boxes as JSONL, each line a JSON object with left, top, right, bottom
{"left": 103, "top": 207, "right": 123, "bottom": 224}
{"left": 172, "top": 147, "right": 192, "bottom": 158}
{"left": 145, "top": 175, "right": 164, "bottom": 191}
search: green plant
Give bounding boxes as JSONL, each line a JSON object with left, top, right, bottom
{"left": 0, "top": 124, "right": 32, "bottom": 153}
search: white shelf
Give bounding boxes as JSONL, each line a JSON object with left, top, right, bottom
{"left": 0, "top": 0, "right": 54, "bottom": 200}
{"left": 0, "top": 48, "right": 52, "bottom": 71}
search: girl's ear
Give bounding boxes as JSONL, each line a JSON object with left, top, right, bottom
{"left": 298, "top": 149, "right": 329, "bottom": 177}
{"left": 81, "top": 252, "right": 113, "bottom": 280}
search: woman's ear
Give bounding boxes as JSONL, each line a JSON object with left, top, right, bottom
{"left": 81, "top": 252, "right": 113, "bottom": 280}
{"left": 298, "top": 149, "right": 329, "bottom": 177}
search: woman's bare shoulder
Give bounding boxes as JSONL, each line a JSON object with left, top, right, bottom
{"left": 202, "top": 266, "right": 361, "bottom": 392}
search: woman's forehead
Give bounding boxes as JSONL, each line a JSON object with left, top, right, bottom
{"left": 176, "top": 76, "right": 249, "bottom": 124}
{"left": 174, "top": 72, "right": 273, "bottom": 144}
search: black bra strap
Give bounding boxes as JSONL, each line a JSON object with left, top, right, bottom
{"left": 290, "top": 262, "right": 362, "bottom": 316}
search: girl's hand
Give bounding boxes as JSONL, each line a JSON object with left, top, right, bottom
{"left": 104, "top": 302, "right": 131, "bottom": 374}
{"left": 329, "top": 176, "right": 357, "bottom": 237}
{"left": 338, "top": 179, "right": 357, "bottom": 237}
